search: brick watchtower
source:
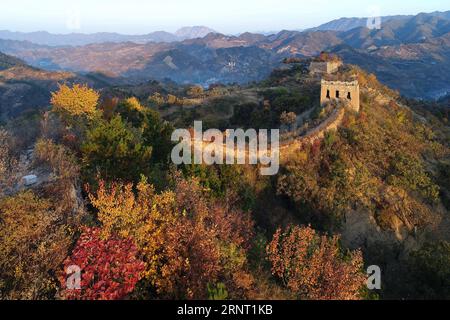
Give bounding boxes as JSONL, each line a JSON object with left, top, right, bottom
{"left": 320, "top": 79, "right": 360, "bottom": 112}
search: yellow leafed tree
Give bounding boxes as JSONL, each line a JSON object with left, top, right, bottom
{"left": 51, "top": 84, "right": 99, "bottom": 120}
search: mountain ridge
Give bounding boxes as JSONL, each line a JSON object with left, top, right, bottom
{"left": 0, "top": 26, "right": 217, "bottom": 46}
{"left": 310, "top": 10, "right": 450, "bottom": 32}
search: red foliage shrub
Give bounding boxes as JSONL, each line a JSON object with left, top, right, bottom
{"left": 59, "top": 227, "right": 144, "bottom": 300}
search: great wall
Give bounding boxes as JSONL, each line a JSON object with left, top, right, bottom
{"left": 190, "top": 54, "right": 362, "bottom": 159}
{"left": 280, "top": 63, "right": 361, "bottom": 151}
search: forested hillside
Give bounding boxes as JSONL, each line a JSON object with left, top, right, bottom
{"left": 1, "top": 61, "right": 449, "bottom": 300}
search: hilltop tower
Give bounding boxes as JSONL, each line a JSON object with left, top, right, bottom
{"left": 309, "top": 52, "right": 343, "bottom": 75}
{"left": 320, "top": 79, "right": 360, "bottom": 112}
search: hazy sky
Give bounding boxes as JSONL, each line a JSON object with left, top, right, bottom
{"left": 0, "top": 0, "right": 449, "bottom": 34}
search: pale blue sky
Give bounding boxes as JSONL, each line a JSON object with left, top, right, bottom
{"left": 0, "top": 0, "right": 449, "bottom": 34}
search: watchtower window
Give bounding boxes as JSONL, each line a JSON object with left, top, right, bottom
{"left": 347, "top": 92, "right": 351, "bottom": 100}
{"left": 336, "top": 90, "right": 340, "bottom": 98}
{"left": 326, "top": 90, "right": 330, "bottom": 99}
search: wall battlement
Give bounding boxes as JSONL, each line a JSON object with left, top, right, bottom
{"left": 320, "top": 79, "right": 360, "bottom": 112}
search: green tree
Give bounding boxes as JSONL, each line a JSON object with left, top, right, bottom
{"left": 408, "top": 241, "right": 450, "bottom": 299}
{"left": 115, "top": 97, "right": 173, "bottom": 164}
{"left": 81, "top": 115, "right": 152, "bottom": 184}
{"left": 208, "top": 283, "right": 229, "bottom": 300}
{"left": 388, "top": 153, "right": 439, "bottom": 202}
{"left": 115, "top": 97, "right": 147, "bottom": 127}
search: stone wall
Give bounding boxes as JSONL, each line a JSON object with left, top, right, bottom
{"left": 302, "top": 106, "right": 346, "bottom": 144}
{"left": 280, "top": 106, "right": 346, "bottom": 154}
{"left": 320, "top": 79, "right": 360, "bottom": 112}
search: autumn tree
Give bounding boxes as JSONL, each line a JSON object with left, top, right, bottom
{"left": 88, "top": 174, "right": 255, "bottom": 299}
{"left": 59, "top": 227, "right": 145, "bottom": 300}
{"left": 267, "top": 225, "right": 366, "bottom": 300}
{"left": 51, "top": 84, "right": 100, "bottom": 123}
{"left": 0, "top": 191, "right": 72, "bottom": 299}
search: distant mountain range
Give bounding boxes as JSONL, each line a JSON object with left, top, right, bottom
{"left": 0, "top": 26, "right": 216, "bottom": 46}
{"left": 1, "top": 11, "right": 450, "bottom": 99}
{"left": 310, "top": 11, "right": 450, "bottom": 32}
{"left": 309, "top": 15, "right": 409, "bottom": 32}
